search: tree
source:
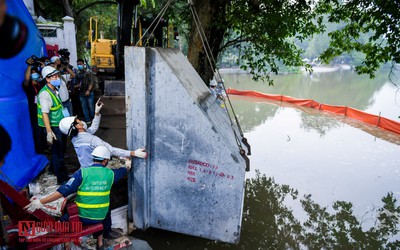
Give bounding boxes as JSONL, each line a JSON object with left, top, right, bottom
{"left": 185, "top": 0, "right": 323, "bottom": 84}
{"left": 34, "top": 0, "right": 400, "bottom": 85}
{"left": 316, "top": 0, "right": 400, "bottom": 80}
{"left": 182, "top": 0, "right": 400, "bottom": 85}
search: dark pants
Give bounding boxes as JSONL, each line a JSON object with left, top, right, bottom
{"left": 45, "top": 127, "right": 68, "bottom": 183}
{"left": 61, "top": 209, "right": 112, "bottom": 237}
{"left": 80, "top": 209, "right": 112, "bottom": 237}
{"left": 80, "top": 92, "right": 94, "bottom": 123}
{"left": 31, "top": 117, "right": 46, "bottom": 154}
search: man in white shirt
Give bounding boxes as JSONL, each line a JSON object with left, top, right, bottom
{"left": 59, "top": 98, "right": 147, "bottom": 167}
{"left": 50, "top": 56, "right": 75, "bottom": 116}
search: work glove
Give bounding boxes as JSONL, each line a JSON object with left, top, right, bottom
{"left": 95, "top": 98, "right": 104, "bottom": 114}
{"left": 46, "top": 131, "right": 57, "bottom": 145}
{"left": 133, "top": 148, "right": 148, "bottom": 159}
{"left": 124, "top": 158, "right": 132, "bottom": 171}
{"left": 24, "top": 199, "right": 44, "bottom": 213}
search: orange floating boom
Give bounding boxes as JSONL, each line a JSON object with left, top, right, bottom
{"left": 227, "top": 88, "right": 400, "bottom": 135}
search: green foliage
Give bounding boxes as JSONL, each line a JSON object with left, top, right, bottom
{"left": 220, "top": 0, "right": 324, "bottom": 84}
{"left": 241, "top": 170, "right": 302, "bottom": 249}
{"left": 316, "top": 0, "right": 400, "bottom": 78}
{"left": 35, "top": 0, "right": 400, "bottom": 83}
{"left": 300, "top": 192, "right": 400, "bottom": 249}
{"left": 243, "top": 172, "right": 400, "bottom": 249}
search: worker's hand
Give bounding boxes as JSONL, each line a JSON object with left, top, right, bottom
{"left": 95, "top": 98, "right": 104, "bottom": 114}
{"left": 24, "top": 199, "right": 44, "bottom": 213}
{"left": 133, "top": 148, "right": 148, "bottom": 159}
{"left": 124, "top": 157, "right": 132, "bottom": 171}
{"left": 46, "top": 131, "right": 57, "bottom": 145}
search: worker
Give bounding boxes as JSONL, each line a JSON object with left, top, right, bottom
{"left": 37, "top": 66, "right": 69, "bottom": 184}
{"left": 209, "top": 79, "right": 218, "bottom": 98}
{"left": 59, "top": 98, "right": 148, "bottom": 168}
{"left": 216, "top": 78, "right": 227, "bottom": 99}
{"left": 74, "top": 58, "right": 98, "bottom": 124}
{"left": 50, "top": 55, "right": 75, "bottom": 117}
{"left": 24, "top": 146, "right": 135, "bottom": 249}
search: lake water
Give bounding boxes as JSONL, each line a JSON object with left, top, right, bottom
{"left": 224, "top": 69, "right": 400, "bottom": 221}
{"left": 134, "top": 68, "right": 400, "bottom": 249}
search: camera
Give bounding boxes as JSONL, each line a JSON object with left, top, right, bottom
{"left": 25, "top": 55, "right": 42, "bottom": 67}
{"left": 57, "top": 48, "right": 70, "bottom": 65}
{"left": 0, "top": 14, "right": 28, "bottom": 59}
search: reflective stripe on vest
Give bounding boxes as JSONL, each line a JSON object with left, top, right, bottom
{"left": 37, "top": 85, "right": 64, "bottom": 127}
{"left": 75, "top": 201, "right": 109, "bottom": 208}
{"left": 77, "top": 191, "right": 111, "bottom": 196}
{"left": 75, "top": 167, "right": 114, "bottom": 220}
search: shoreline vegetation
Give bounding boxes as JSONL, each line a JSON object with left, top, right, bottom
{"left": 219, "top": 64, "right": 353, "bottom": 75}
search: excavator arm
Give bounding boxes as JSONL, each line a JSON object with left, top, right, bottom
{"left": 115, "top": 0, "right": 140, "bottom": 78}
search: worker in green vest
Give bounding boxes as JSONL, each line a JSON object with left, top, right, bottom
{"left": 24, "top": 145, "right": 138, "bottom": 249}
{"left": 37, "top": 65, "right": 69, "bottom": 184}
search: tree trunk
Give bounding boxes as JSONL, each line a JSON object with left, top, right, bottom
{"left": 187, "top": 0, "right": 228, "bottom": 85}
{"left": 60, "top": 0, "right": 74, "bottom": 18}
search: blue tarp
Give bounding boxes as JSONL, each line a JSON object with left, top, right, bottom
{"left": 0, "top": 0, "right": 48, "bottom": 190}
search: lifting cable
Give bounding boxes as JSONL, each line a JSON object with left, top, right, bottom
{"left": 135, "top": 0, "right": 172, "bottom": 46}
{"left": 188, "top": 0, "right": 250, "bottom": 171}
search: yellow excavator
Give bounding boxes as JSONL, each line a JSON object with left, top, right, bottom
{"left": 88, "top": 14, "right": 173, "bottom": 77}
{"left": 88, "top": 16, "right": 117, "bottom": 74}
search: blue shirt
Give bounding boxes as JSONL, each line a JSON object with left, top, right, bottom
{"left": 57, "top": 163, "right": 128, "bottom": 197}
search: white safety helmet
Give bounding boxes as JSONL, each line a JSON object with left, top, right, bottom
{"left": 59, "top": 116, "right": 76, "bottom": 135}
{"left": 92, "top": 146, "right": 111, "bottom": 160}
{"left": 42, "top": 66, "right": 58, "bottom": 78}
{"left": 210, "top": 79, "right": 217, "bottom": 87}
{"left": 50, "top": 56, "right": 60, "bottom": 63}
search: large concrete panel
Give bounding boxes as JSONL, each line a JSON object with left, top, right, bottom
{"left": 125, "top": 47, "right": 246, "bottom": 244}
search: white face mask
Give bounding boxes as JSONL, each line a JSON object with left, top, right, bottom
{"left": 81, "top": 121, "right": 87, "bottom": 130}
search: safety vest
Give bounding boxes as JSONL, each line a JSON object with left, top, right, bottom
{"left": 75, "top": 167, "right": 114, "bottom": 220}
{"left": 37, "top": 85, "right": 64, "bottom": 127}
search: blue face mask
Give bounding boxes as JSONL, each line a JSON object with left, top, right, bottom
{"left": 50, "top": 78, "right": 61, "bottom": 87}
{"left": 45, "top": 61, "right": 50, "bottom": 65}
{"left": 77, "top": 65, "right": 84, "bottom": 70}
{"left": 31, "top": 73, "right": 40, "bottom": 80}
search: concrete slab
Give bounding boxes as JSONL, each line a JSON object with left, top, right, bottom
{"left": 125, "top": 47, "right": 247, "bottom": 244}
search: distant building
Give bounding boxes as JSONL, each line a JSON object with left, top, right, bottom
{"left": 23, "top": 0, "right": 78, "bottom": 67}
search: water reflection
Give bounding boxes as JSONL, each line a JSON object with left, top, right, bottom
{"left": 134, "top": 172, "right": 400, "bottom": 249}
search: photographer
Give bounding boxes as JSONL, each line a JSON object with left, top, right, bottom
{"left": 50, "top": 54, "right": 75, "bottom": 117}
{"left": 23, "top": 56, "right": 46, "bottom": 153}
{"left": 40, "top": 56, "right": 51, "bottom": 67}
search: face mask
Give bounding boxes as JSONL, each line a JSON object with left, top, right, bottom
{"left": 81, "top": 121, "right": 87, "bottom": 130}
{"left": 77, "top": 65, "right": 84, "bottom": 70}
{"left": 50, "top": 78, "right": 61, "bottom": 87}
{"left": 45, "top": 61, "right": 50, "bottom": 65}
{"left": 31, "top": 73, "right": 40, "bottom": 80}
